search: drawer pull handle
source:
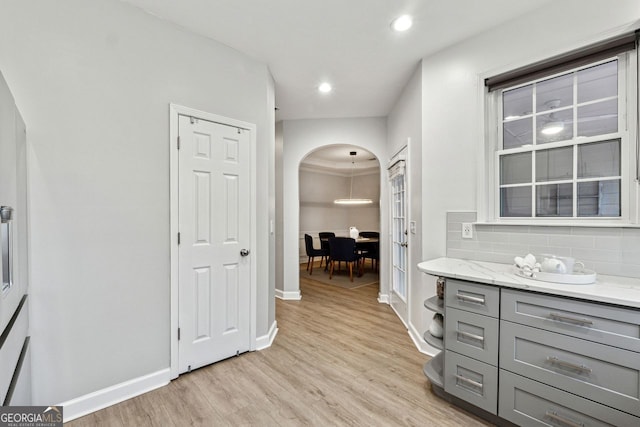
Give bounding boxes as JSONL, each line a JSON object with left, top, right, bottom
{"left": 456, "top": 293, "right": 485, "bottom": 305}
{"left": 545, "top": 411, "right": 584, "bottom": 427}
{"left": 456, "top": 330, "right": 484, "bottom": 342}
{"left": 548, "top": 312, "right": 593, "bottom": 327}
{"left": 454, "top": 374, "right": 483, "bottom": 390}
{"left": 546, "top": 356, "right": 592, "bottom": 374}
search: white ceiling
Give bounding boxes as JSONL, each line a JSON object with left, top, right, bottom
{"left": 300, "top": 145, "right": 379, "bottom": 175}
{"left": 120, "top": 0, "right": 555, "bottom": 121}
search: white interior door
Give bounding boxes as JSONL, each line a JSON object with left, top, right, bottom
{"left": 178, "top": 114, "right": 251, "bottom": 373}
{"left": 389, "top": 156, "right": 407, "bottom": 323}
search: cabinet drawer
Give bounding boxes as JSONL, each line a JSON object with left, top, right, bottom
{"left": 445, "top": 279, "right": 499, "bottom": 317}
{"left": 500, "top": 320, "right": 640, "bottom": 416}
{"left": 499, "top": 370, "right": 639, "bottom": 427}
{"left": 445, "top": 307, "right": 498, "bottom": 366}
{"left": 444, "top": 350, "right": 497, "bottom": 415}
{"left": 502, "top": 289, "right": 640, "bottom": 352}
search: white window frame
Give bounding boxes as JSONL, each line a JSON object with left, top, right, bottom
{"left": 480, "top": 49, "right": 638, "bottom": 226}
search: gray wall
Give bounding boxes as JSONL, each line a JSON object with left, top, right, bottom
{"left": 386, "top": 64, "right": 423, "bottom": 329}
{"left": 0, "top": 0, "right": 274, "bottom": 405}
{"left": 299, "top": 169, "right": 380, "bottom": 261}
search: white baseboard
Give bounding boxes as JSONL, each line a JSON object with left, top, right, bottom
{"left": 408, "top": 323, "right": 438, "bottom": 357}
{"left": 275, "top": 288, "right": 301, "bottom": 300}
{"left": 255, "top": 320, "right": 278, "bottom": 350}
{"left": 377, "top": 292, "right": 389, "bottom": 304}
{"left": 60, "top": 368, "right": 170, "bottom": 422}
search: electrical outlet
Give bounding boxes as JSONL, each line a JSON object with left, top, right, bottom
{"left": 462, "top": 223, "right": 473, "bottom": 239}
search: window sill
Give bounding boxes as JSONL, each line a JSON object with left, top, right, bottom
{"left": 476, "top": 220, "right": 640, "bottom": 228}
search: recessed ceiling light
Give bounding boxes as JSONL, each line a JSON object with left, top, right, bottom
{"left": 391, "top": 15, "right": 413, "bottom": 32}
{"left": 318, "top": 82, "right": 332, "bottom": 93}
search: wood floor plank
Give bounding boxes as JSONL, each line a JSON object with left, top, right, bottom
{"left": 68, "top": 275, "right": 492, "bottom": 426}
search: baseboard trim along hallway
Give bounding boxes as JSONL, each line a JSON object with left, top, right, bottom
{"left": 60, "top": 368, "right": 171, "bottom": 423}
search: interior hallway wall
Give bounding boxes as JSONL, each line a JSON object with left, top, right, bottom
{"left": 0, "top": 0, "right": 275, "bottom": 409}
{"left": 386, "top": 63, "right": 423, "bottom": 341}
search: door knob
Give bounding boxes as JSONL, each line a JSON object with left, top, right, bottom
{"left": 240, "top": 249, "right": 250, "bottom": 257}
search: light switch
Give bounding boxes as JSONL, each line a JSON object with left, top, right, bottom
{"left": 410, "top": 221, "right": 416, "bottom": 234}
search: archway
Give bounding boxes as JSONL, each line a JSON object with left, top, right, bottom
{"left": 298, "top": 145, "right": 381, "bottom": 289}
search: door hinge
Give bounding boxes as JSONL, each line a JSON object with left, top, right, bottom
{"left": 190, "top": 116, "right": 196, "bottom": 125}
{"left": 237, "top": 128, "right": 241, "bottom": 134}
{"left": 177, "top": 136, "right": 181, "bottom": 150}
{"left": 178, "top": 232, "right": 181, "bottom": 245}
{"left": 178, "top": 327, "right": 181, "bottom": 340}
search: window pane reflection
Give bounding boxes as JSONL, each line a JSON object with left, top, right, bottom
{"left": 578, "top": 139, "right": 620, "bottom": 178}
{"left": 536, "top": 184, "right": 573, "bottom": 217}
{"left": 503, "top": 85, "right": 532, "bottom": 119}
{"left": 536, "top": 147, "right": 573, "bottom": 182}
{"left": 501, "top": 186, "right": 532, "bottom": 217}
{"left": 536, "top": 108, "right": 573, "bottom": 144}
{"left": 536, "top": 73, "right": 573, "bottom": 112}
{"left": 503, "top": 118, "right": 532, "bottom": 149}
{"left": 577, "top": 180, "right": 620, "bottom": 217}
{"left": 501, "top": 152, "right": 531, "bottom": 185}
{"left": 578, "top": 60, "right": 617, "bottom": 103}
{"left": 577, "top": 99, "right": 617, "bottom": 137}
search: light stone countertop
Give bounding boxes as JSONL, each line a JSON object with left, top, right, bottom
{"left": 418, "top": 257, "right": 640, "bottom": 309}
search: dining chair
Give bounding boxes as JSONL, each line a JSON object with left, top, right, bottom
{"left": 328, "top": 237, "right": 363, "bottom": 282}
{"left": 304, "top": 234, "right": 327, "bottom": 274}
{"left": 361, "top": 241, "right": 379, "bottom": 272}
{"left": 318, "top": 232, "right": 336, "bottom": 270}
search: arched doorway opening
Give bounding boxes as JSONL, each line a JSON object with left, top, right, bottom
{"left": 298, "top": 144, "right": 381, "bottom": 295}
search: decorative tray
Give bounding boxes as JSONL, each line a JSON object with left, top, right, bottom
{"left": 515, "top": 269, "right": 597, "bottom": 285}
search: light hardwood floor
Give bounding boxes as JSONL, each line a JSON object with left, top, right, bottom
{"left": 68, "top": 275, "right": 491, "bottom": 426}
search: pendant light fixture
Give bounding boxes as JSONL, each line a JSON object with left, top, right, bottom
{"left": 334, "top": 151, "right": 373, "bottom": 205}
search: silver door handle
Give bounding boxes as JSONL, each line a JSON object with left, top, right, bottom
{"left": 548, "top": 312, "right": 593, "bottom": 327}
{"left": 454, "top": 374, "right": 483, "bottom": 390}
{"left": 456, "top": 330, "right": 485, "bottom": 342}
{"left": 546, "top": 356, "right": 592, "bottom": 374}
{"left": 545, "top": 411, "right": 585, "bottom": 427}
{"left": 456, "top": 293, "right": 485, "bottom": 305}
{"left": 240, "top": 249, "right": 250, "bottom": 257}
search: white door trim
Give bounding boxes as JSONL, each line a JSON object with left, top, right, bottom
{"left": 169, "top": 103, "right": 257, "bottom": 379}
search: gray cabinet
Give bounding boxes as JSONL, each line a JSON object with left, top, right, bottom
{"left": 426, "top": 275, "right": 640, "bottom": 426}
{"left": 499, "top": 370, "right": 639, "bottom": 427}
{"left": 444, "top": 280, "right": 499, "bottom": 415}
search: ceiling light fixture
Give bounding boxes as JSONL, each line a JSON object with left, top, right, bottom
{"left": 391, "top": 15, "right": 413, "bottom": 32}
{"left": 334, "top": 151, "right": 373, "bottom": 205}
{"left": 318, "top": 82, "right": 332, "bottom": 93}
{"left": 541, "top": 121, "right": 565, "bottom": 135}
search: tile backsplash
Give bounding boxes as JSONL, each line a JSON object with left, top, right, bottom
{"left": 446, "top": 211, "right": 640, "bottom": 279}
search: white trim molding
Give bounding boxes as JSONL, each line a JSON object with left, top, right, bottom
{"left": 275, "top": 289, "right": 302, "bottom": 300}
{"left": 255, "top": 321, "right": 278, "bottom": 350}
{"left": 60, "top": 369, "right": 170, "bottom": 423}
{"left": 408, "top": 323, "right": 438, "bottom": 357}
{"left": 377, "top": 292, "right": 389, "bottom": 304}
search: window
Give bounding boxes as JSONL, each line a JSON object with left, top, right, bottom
{"left": 484, "top": 34, "right": 638, "bottom": 223}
